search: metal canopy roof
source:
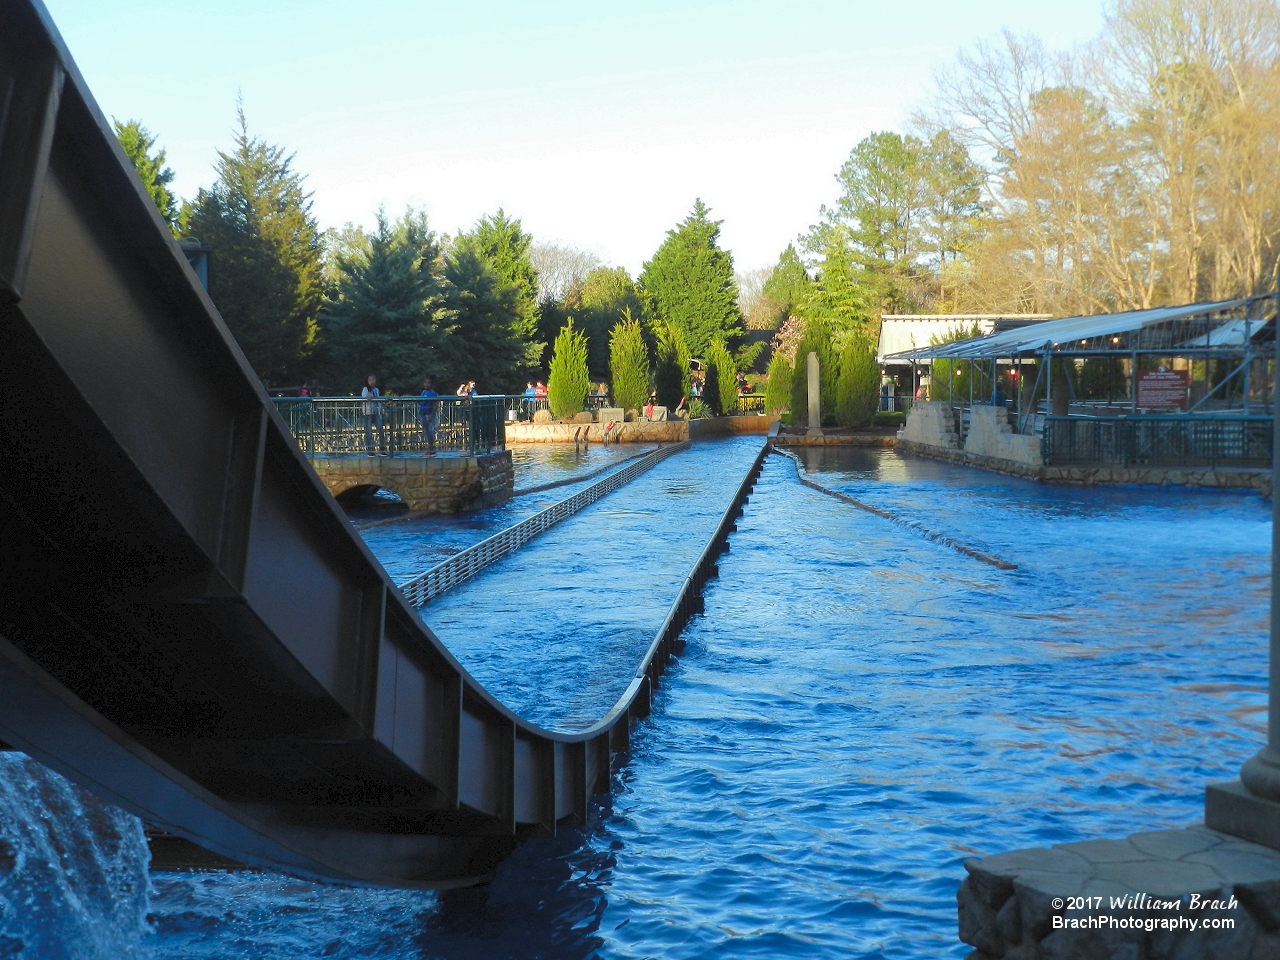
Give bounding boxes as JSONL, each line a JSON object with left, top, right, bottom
{"left": 883, "top": 298, "right": 1270, "bottom": 360}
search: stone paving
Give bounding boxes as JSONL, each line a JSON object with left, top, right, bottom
{"left": 958, "top": 825, "right": 1280, "bottom": 959}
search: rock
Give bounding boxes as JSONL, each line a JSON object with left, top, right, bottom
{"left": 958, "top": 877, "right": 1005, "bottom": 955}
{"left": 996, "top": 894, "right": 1022, "bottom": 945}
{"left": 965, "top": 860, "right": 1016, "bottom": 910}
{"left": 1237, "top": 878, "right": 1280, "bottom": 930}
{"left": 532, "top": 409, "right": 552, "bottom": 423}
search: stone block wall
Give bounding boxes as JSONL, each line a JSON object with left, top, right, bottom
{"left": 898, "top": 402, "right": 962, "bottom": 449}
{"left": 963, "top": 405, "right": 1042, "bottom": 467}
{"left": 309, "top": 450, "right": 513, "bottom": 513}
{"left": 506, "top": 421, "right": 687, "bottom": 443}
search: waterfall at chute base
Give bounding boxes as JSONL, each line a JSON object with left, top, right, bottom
{"left": 0, "top": 753, "right": 151, "bottom": 959}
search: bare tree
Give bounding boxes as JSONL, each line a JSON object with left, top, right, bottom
{"left": 530, "top": 243, "right": 603, "bottom": 304}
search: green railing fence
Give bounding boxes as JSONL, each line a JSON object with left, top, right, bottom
{"left": 1042, "top": 415, "right": 1272, "bottom": 469}
{"left": 272, "top": 396, "right": 506, "bottom": 457}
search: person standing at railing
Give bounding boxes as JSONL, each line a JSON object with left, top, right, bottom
{"left": 419, "top": 375, "right": 439, "bottom": 455}
{"left": 362, "top": 374, "right": 385, "bottom": 457}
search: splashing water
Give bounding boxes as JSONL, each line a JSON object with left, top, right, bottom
{"left": 0, "top": 754, "right": 151, "bottom": 960}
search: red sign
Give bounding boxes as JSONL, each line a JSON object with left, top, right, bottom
{"left": 1136, "top": 370, "right": 1190, "bottom": 409}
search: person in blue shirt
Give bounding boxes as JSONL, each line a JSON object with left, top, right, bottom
{"left": 991, "top": 383, "right": 1007, "bottom": 407}
{"left": 419, "top": 375, "right": 439, "bottom": 454}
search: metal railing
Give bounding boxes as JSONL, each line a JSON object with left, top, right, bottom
{"left": 1043, "top": 415, "right": 1273, "bottom": 468}
{"left": 735, "top": 395, "right": 766, "bottom": 414}
{"left": 272, "top": 396, "right": 505, "bottom": 457}
{"left": 400, "top": 441, "right": 691, "bottom": 606}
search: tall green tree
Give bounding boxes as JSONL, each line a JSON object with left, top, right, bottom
{"left": 114, "top": 119, "right": 178, "bottom": 232}
{"left": 789, "top": 319, "right": 838, "bottom": 427}
{"left": 609, "top": 310, "right": 649, "bottom": 412}
{"left": 763, "top": 352, "right": 792, "bottom": 416}
{"left": 184, "top": 107, "right": 324, "bottom": 384}
{"left": 639, "top": 200, "right": 743, "bottom": 357}
{"left": 653, "top": 321, "right": 690, "bottom": 410}
{"left": 762, "top": 244, "right": 813, "bottom": 322}
{"left": 546, "top": 318, "right": 590, "bottom": 418}
{"left": 440, "top": 247, "right": 530, "bottom": 394}
{"left": 706, "top": 337, "right": 736, "bottom": 416}
{"left": 457, "top": 209, "right": 544, "bottom": 372}
{"left": 318, "top": 208, "right": 448, "bottom": 392}
{"left": 577, "top": 266, "right": 643, "bottom": 378}
{"left": 836, "top": 335, "right": 880, "bottom": 428}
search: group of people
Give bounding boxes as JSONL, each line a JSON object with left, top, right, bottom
{"left": 360, "top": 373, "right": 443, "bottom": 457}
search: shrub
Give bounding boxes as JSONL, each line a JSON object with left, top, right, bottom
{"left": 654, "top": 322, "right": 690, "bottom": 409}
{"left": 547, "top": 318, "right": 590, "bottom": 419}
{"left": 706, "top": 336, "right": 736, "bottom": 416}
{"left": 836, "top": 335, "right": 880, "bottom": 428}
{"left": 872, "top": 411, "right": 905, "bottom": 428}
{"left": 687, "top": 398, "right": 712, "bottom": 419}
{"left": 609, "top": 311, "right": 650, "bottom": 412}
{"left": 703, "top": 360, "right": 721, "bottom": 415}
{"left": 763, "top": 352, "right": 792, "bottom": 415}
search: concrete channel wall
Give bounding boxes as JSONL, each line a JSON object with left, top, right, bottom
{"left": 309, "top": 450, "right": 514, "bottom": 512}
{"left": 506, "top": 416, "right": 776, "bottom": 443}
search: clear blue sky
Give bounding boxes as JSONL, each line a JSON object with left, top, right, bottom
{"left": 42, "top": 0, "right": 1105, "bottom": 274}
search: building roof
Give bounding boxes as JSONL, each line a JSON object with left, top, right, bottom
{"left": 883, "top": 298, "right": 1273, "bottom": 361}
{"left": 877, "top": 315, "right": 1049, "bottom": 363}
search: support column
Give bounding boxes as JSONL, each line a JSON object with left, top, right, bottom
{"left": 1205, "top": 406, "right": 1280, "bottom": 847}
{"left": 806, "top": 351, "right": 823, "bottom": 439}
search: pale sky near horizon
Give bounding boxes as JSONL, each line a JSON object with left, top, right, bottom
{"left": 43, "top": 0, "right": 1106, "bottom": 276}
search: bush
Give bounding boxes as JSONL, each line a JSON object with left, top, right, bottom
{"left": 703, "top": 360, "right": 721, "bottom": 415}
{"left": 706, "top": 336, "right": 736, "bottom": 416}
{"left": 836, "top": 336, "right": 879, "bottom": 429}
{"left": 687, "top": 398, "right": 712, "bottom": 419}
{"left": 872, "top": 411, "right": 905, "bottom": 428}
{"left": 547, "top": 318, "right": 590, "bottom": 419}
{"left": 609, "top": 311, "right": 650, "bottom": 413}
{"left": 763, "top": 352, "right": 792, "bottom": 415}
{"left": 654, "top": 322, "right": 690, "bottom": 409}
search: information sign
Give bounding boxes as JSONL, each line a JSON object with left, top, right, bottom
{"left": 1136, "top": 370, "right": 1190, "bottom": 409}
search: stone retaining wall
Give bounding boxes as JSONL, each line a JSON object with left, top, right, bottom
{"left": 310, "top": 450, "right": 513, "bottom": 513}
{"left": 506, "top": 421, "right": 686, "bottom": 443}
{"left": 958, "top": 826, "right": 1280, "bottom": 959}
{"left": 772, "top": 434, "right": 896, "bottom": 447}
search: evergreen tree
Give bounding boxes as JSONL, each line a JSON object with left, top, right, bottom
{"left": 609, "top": 310, "right": 649, "bottom": 412}
{"left": 184, "top": 106, "right": 324, "bottom": 384}
{"left": 318, "top": 208, "right": 447, "bottom": 392}
{"left": 440, "top": 247, "right": 529, "bottom": 394}
{"left": 546, "top": 318, "right": 590, "bottom": 418}
{"left": 789, "top": 319, "right": 838, "bottom": 427}
{"left": 706, "top": 337, "right": 736, "bottom": 416}
{"left": 836, "top": 335, "right": 880, "bottom": 428}
{"left": 457, "top": 209, "right": 544, "bottom": 372}
{"left": 762, "top": 244, "right": 813, "bottom": 321}
{"left": 763, "top": 352, "right": 792, "bottom": 416}
{"left": 703, "top": 358, "right": 722, "bottom": 416}
{"left": 578, "top": 266, "right": 643, "bottom": 378}
{"left": 653, "top": 321, "right": 690, "bottom": 410}
{"left": 114, "top": 119, "right": 177, "bottom": 231}
{"left": 639, "top": 200, "right": 743, "bottom": 356}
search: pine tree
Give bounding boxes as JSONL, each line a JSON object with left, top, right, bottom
{"left": 639, "top": 200, "right": 743, "bottom": 357}
{"left": 318, "top": 208, "right": 447, "bottom": 392}
{"left": 609, "top": 310, "right": 649, "bottom": 412}
{"left": 440, "top": 248, "right": 529, "bottom": 394}
{"left": 457, "top": 210, "right": 544, "bottom": 373}
{"left": 578, "top": 266, "right": 643, "bottom": 378}
{"left": 654, "top": 322, "right": 690, "bottom": 410}
{"left": 763, "top": 352, "right": 792, "bottom": 416}
{"left": 789, "top": 319, "right": 837, "bottom": 427}
{"left": 184, "top": 106, "right": 323, "bottom": 385}
{"left": 761, "top": 244, "right": 813, "bottom": 322}
{"left": 546, "top": 318, "right": 590, "bottom": 419}
{"left": 114, "top": 119, "right": 177, "bottom": 231}
{"left": 706, "top": 337, "right": 736, "bottom": 416}
{"left": 836, "top": 335, "right": 880, "bottom": 428}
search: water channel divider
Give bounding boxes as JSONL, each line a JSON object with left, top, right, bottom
{"left": 769, "top": 446, "right": 1019, "bottom": 571}
{"left": 400, "top": 440, "right": 691, "bottom": 606}
{"left": 512, "top": 444, "right": 661, "bottom": 497}
{"left": 588, "top": 438, "right": 770, "bottom": 733}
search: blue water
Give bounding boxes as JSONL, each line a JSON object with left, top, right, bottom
{"left": 0, "top": 445, "right": 1268, "bottom": 958}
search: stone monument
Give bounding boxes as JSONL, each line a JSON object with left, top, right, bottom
{"left": 806, "top": 351, "right": 823, "bottom": 439}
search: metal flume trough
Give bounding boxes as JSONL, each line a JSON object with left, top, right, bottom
{"left": 0, "top": 0, "right": 765, "bottom": 888}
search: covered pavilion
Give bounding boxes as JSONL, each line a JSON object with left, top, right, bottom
{"left": 884, "top": 296, "right": 1277, "bottom": 470}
